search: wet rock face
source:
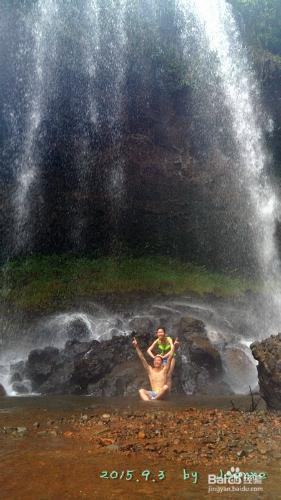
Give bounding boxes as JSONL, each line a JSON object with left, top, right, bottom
{"left": 174, "top": 316, "right": 223, "bottom": 394}
{"left": 223, "top": 347, "right": 258, "bottom": 393}
{"left": 11, "top": 382, "right": 29, "bottom": 394}
{"left": 25, "top": 347, "right": 61, "bottom": 387}
{"left": 0, "top": 383, "right": 6, "bottom": 396}
{"left": 20, "top": 333, "right": 151, "bottom": 395}
{"left": 66, "top": 318, "right": 91, "bottom": 341}
{"left": 251, "top": 333, "right": 281, "bottom": 409}
{"left": 128, "top": 316, "right": 156, "bottom": 335}
{"left": 87, "top": 361, "right": 148, "bottom": 398}
{"left": 13, "top": 315, "right": 232, "bottom": 397}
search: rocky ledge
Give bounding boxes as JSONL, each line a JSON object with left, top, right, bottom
{"left": 9, "top": 315, "right": 233, "bottom": 396}
{"left": 251, "top": 333, "right": 281, "bottom": 410}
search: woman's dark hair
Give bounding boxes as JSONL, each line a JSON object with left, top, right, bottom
{"left": 156, "top": 327, "right": 166, "bottom": 334}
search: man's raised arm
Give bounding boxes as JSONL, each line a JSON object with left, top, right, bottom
{"left": 132, "top": 337, "right": 150, "bottom": 372}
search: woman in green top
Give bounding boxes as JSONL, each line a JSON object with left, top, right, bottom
{"left": 147, "top": 327, "right": 176, "bottom": 390}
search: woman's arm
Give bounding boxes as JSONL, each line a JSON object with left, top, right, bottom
{"left": 147, "top": 339, "right": 158, "bottom": 359}
{"left": 161, "top": 337, "right": 174, "bottom": 359}
{"left": 165, "top": 339, "right": 179, "bottom": 371}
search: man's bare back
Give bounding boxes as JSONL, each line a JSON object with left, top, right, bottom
{"left": 132, "top": 337, "right": 179, "bottom": 401}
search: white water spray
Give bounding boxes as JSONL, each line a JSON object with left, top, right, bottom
{"left": 178, "top": 0, "right": 281, "bottom": 331}
{"left": 71, "top": 0, "right": 127, "bottom": 249}
{"left": 99, "top": 0, "right": 128, "bottom": 243}
{"left": 13, "top": 0, "right": 58, "bottom": 253}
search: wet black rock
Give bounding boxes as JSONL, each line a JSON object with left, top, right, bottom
{"left": 10, "top": 372, "right": 22, "bottom": 383}
{"left": 87, "top": 361, "right": 148, "bottom": 397}
{"left": 174, "top": 316, "right": 223, "bottom": 393}
{"left": 251, "top": 333, "right": 281, "bottom": 410}
{"left": 128, "top": 316, "right": 156, "bottom": 335}
{"left": 23, "top": 332, "right": 150, "bottom": 394}
{"left": 66, "top": 318, "right": 91, "bottom": 341}
{"left": 15, "top": 317, "right": 233, "bottom": 396}
{"left": 11, "top": 382, "right": 29, "bottom": 394}
{"left": 223, "top": 346, "right": 258, "bottom": 393}
{"left": 0, "top": 365, "right": 8, "bottom": 376}
{"left": 25, "top": 346, "right": 61, "bottom": 387}
{"left": 10, "top": 361, "right": 25, "bottom": 379}
{"left": 71, "top": 334, "right": 150, "bottom": 392}
{"left": 64, "top": 339, "right": 92, "bottom": 356}
{"left": 0, "top": 383, "right": 6, "bottom": 396}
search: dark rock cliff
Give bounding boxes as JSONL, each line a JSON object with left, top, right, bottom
{"left": 0, "top": 0, "right": 281, "bottom": 274}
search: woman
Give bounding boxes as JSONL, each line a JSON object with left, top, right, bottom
{"left": 147, "top": 327, "right": 177, "bottom": 390}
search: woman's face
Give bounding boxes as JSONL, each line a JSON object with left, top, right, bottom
{"left": 156, "top": 328, "right": 165, "bottom": 340}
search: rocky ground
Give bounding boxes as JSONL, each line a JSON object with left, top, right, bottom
{"left": 1, "top": 403, "right": 281, "bottom": 466}
{"left": 1, "top": 401, "right": 281, "bottom": 499}
{"left": 41, "top": 408, "right": 281, "bottom": 465}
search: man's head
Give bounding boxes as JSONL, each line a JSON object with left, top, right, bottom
{"left": 156, "top": 327, "right": 166, "bottom": 340}
{"left": 153, "top": 354, "right": 163, "bottom": 368}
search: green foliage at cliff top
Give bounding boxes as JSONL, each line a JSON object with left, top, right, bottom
{"left": 0, "top": 255, "right": 254, "bottom": 313}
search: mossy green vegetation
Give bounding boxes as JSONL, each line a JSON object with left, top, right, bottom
{"left": 0, "top": 255, "right": 256, "bottom": 313}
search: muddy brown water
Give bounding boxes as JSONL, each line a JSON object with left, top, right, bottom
{"left": 0, "top": 395, "right": 280, "bottom": 499}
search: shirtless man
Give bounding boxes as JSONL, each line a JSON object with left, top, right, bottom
{"left": 132, "top": 336, "right": 179, "bottom": 401}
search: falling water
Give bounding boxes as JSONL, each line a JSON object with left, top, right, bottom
{"left": 178, "top": 0, "right": 281, "bottom": 331}
{"left": 12, "top": 0, "right": 58, "bottom": 255}
{"left": 69, "top": 0, "right": 127, "bottom": 251}
{"left": 95, "top": 0, "right": 127, "bottom": 251}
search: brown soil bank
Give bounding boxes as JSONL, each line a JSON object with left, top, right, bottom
{"left": 0, "top": 399, "right": 281, "bottom": 499}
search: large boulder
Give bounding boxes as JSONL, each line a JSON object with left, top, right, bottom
{"left": 176, "top": 316, "right": 206, "bottom": 338}
{"left": 0, "top": 383, "right": 6, "bottom": 396}
{"left": 128, "top": 316, "right": 156, "bottom": 335}
{"left": 251, "top": 333, "right": 281, "bottom": 410}
{"left": 174, "top": 316, "right": 224, "bottom": 393}
{"left": 88, "top": 360, "right": 148, "bottom": 397}
{"left": 223, "top": 346, "right": 258, "bottom": 394}
{"left": 66, "top": 318, "right": 91, "bottom": 341}
{"left": 25, "top": 346, "right": 62, "bottom": 388}
{"left": 70, "top": 333, "right": 150, "bottom": 391}
{"left": 11, "top": 382, "right": 29, "bottom": 394}
{"left": 23, "top": 333, "right": 151, "bottom": 394}
{"left": 10, "top": 360, "right": 25, "bottom": 380}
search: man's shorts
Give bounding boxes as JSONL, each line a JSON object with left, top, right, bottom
{"left": 148, "top": 391, "right": 158, "bottom": 400}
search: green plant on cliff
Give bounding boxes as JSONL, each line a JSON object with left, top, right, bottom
{"left": 0, "top": 255, "right": 254, "bottom": 314}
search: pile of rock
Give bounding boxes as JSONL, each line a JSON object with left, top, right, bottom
{"left": 8, "top": 315, "right": 232, "bottom": 397}
{"left": 251, "top": 333, "right": 281, "bottom": 410}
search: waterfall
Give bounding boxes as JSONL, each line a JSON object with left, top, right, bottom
{"left": 177, "top": 0, "right": 281, "bottom": 331}
{"left": 12, "top": 0, "right": 59, "bottom": 255}
{"left": 73, "top": 0, "right": 128, "bottom": 251}
{"left": 5, "top": 0, "right": 128, "bottom": 256}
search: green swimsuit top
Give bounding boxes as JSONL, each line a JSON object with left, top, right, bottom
{"left": 156, "top": 336, "right": 173, "bottom": 355}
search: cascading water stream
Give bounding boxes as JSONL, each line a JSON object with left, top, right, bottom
{"left": 96, "top": 0, "right": 128, "bottom": 250}
{"left": 70, "top": 0, "right": 128, "bottom": 250}
{"left": 178, "top": 0, "right": 281, "bottom": 331}
{"left": 13, "top": 0, "right": 59, "bottom": 255}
